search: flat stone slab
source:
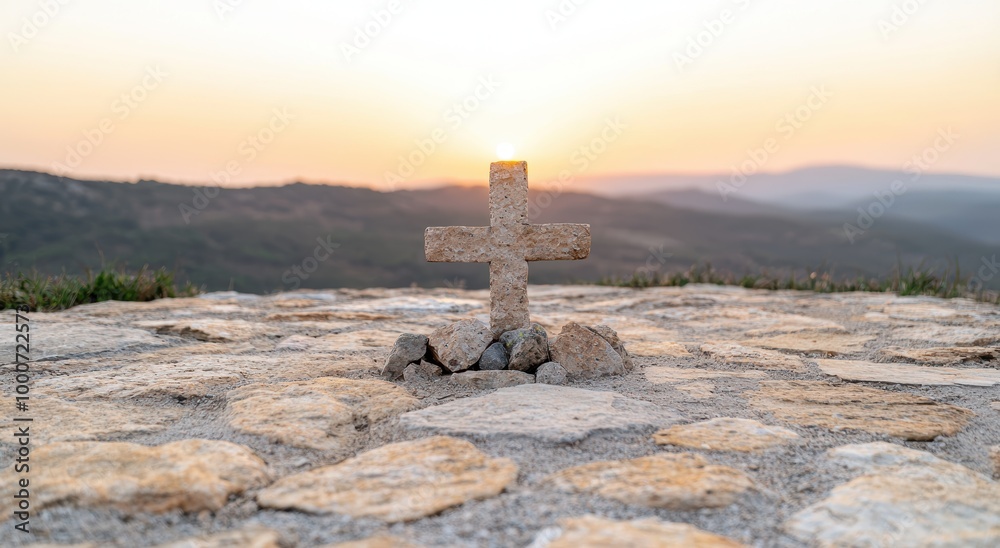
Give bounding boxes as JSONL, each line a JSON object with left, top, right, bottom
{"left": 153, "top": 526, "right": 281, "bottom": 548}
{"left": 742, "top": 333, "right": 874, "bottom": 355}
{"left": 785, "top": 442, "right": 1000, "bottom": 546}
{"left": 700, "top": 341, "right": 806, "bottom": 370}
{"left": 654, "top": 418, "right": 800, "bottom": 452}
{"left": 35, "top": 361, "right": 247, "bottom": 400}
{"left": 817, "top": 359, "right": 1000, "bottom": 386}
{"left": 645, "top": 367, "right": 767, "bottom": 400}
{"left": 0, "top": 321, "right": 167, "bottom": 363}
{"left": 749, "top": 381, "right": 974, "bottom": 440}
{"left": 644, "top": 367, "right": 767, "bottom": 384}
{"left": 543, "top": 453, "right": 753, "bottom": 510}
{"left": 399, "top": 384, "right": 680, "bottom": 443}
{"left": 627, "top": 339, "right": 691, "bottom": 357}
{"left": 324, "top": 535, "right": 426, "bottom": 548}
{"left": 0, "top": 396, "right": 182, "bottom": 446}
{"left": 0, "top": 440, "right": 270, "bottom": 515}
{"left": 533, "top": 516, "right": 745, "bottom": 547}
{"left": 891, "top": 325, "right": 1000, "bottom": 346}
{"left": 876, "top": 345, "right": 1000, "bottom": 365}
{"left": 137, "top": 319, "right": 266, "bottom": 342}
{"left": 257, "top": 436, "right": 516, "bottom": 522}
{"left": 225, "top": 378, "right": 420, "bottom": 452}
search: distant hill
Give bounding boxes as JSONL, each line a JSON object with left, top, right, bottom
{"left": 579, "top": 165, "right": 1000, "bottom": 205}
{"left": 1, "top": 168, "right": 997, "bottom": 293}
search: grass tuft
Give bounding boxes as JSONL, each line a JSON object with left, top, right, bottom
{"left": 597, "top": 262, "right": 1000, "bottom": 304}
{"left": 1, "top": 266, "right": 199, "bottom": 312}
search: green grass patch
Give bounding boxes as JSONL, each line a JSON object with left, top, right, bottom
{"left": 1, "top": 266, "right": 199, "bottom": 312}
{"left": 597, "top": 262, "right": 1000, "bottom": 304}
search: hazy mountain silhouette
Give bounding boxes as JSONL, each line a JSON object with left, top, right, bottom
{"left": 1, "top": 168, "right": 996, "bottom": 293}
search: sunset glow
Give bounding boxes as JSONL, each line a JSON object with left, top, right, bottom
{"left": 1, "top": 0, "right": 998, "bottom": 188}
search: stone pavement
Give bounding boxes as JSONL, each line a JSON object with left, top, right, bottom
{"left": 1, "top": 285, "right": 998, "bottom": 546}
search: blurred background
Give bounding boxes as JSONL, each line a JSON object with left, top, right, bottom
{"left": 1, "top": 0, "right": 998, "bottom": 294}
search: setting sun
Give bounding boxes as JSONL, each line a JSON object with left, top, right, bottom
{"left": 496, "top": 143, "right": 516, "bottom": 160}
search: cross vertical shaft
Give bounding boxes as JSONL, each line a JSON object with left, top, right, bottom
{"left": 488, "top": 162, "right": 530, "bottom": 336}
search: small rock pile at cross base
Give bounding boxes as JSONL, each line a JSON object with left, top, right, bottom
{"left": 1, "top": 285, "right": 999, "bottom": 547}
{"left": 380, "top": 319, "right": 633, "bottom": 389}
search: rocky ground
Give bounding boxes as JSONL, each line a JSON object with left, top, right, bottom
{"left": 1, "top": 284, "right": 999, "bottom": 547}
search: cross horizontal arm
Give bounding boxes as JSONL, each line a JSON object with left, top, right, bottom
{"left": 424, "top": 226, "right": 491, "bottom": 263}
{"left": 522, "top": 224, "right": 591, "bottom": 261}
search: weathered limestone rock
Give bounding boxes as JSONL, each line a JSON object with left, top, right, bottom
{"left": 549, "top": 322, "right": 626, "bottom": 380}
{"left": 749, "top": 381, "right": 974, "bottom": 440}
{"left": 257, "top": 436, "right": 517, "bottom": 522}
{"left": 645, "top": 367, "right": 766, "bottom": 399}
{"left": 138, "top": 319, "right": 264, "bottom": 342}
{"left": 588, "top": 324, "right": 633, "bottom": 370}
{"left": 892, "top": 325, "right": 1000, "bottom": 346}
{"left": 877, "top": 345, "right": 1000, "bottom": 365}
{"left": 323, "top": 329, "right": 406, "bottom": 351}
{"left": 654, "top": 418, "right": 799, "bottom": 452}
{"left": 0, "top": 321, "right": 167, "bottom": 363}
{"left": 533, "top": 516, "right": 745, "bottom": 547}
{"left": 544, "top": 453, "right": 753, "bottom": 510}
{"left": 817, "top": 359, "right": 1000, "bottom": 386}
{"left": 427, "top": 319, "right": 493, "bottom": 372}
{"left": 450, "top": 370, "right": 534, "bottom": 390}
{"left": 744, "top": 316, "right": 847, "bottom": 336}
{"left": 400, "top": 384, "right": 679, "bottom": 443}
{"left": 742, "top": 333, "right": 874, "bottom": 355}
{"left": 992, "top": 446, "right": 1000, "bottom": 478}
{"left": 645, "top": 367, "right": 767, "bottom": 384}
{"left": 478, "top": 341, "right": 509, "bottom": 371}
{"left": 403, "top": 360, "right": 443, "bottom": 382}
{"left": 35, "top": 361, "right": 246, "bottom": 400}
{"left": 700, "top": 341, "right": 806, "bottom": 370}
{"left": 0, "top": 396, "right": 182, "bottom": 446}
{"left": 880, "top": 302, "right": 968, "bottom": 321}
{"left": 627, "top": 340, "right": 691, "bottom": 358}
{"left": 535, "top": 362, "right": 568, "bottom": 385}
{"left": 0, "top": 440, "right": 270, "bottom": 515}
{"left": 785, "top": 442, "right": 1000, "bottom": 546}
{"left": 324, "top": 535, "right": 426, "bottom": 548}
{"left": 500, "top": 323, "right": 549, "bottom": 371}
{"left": 153, "top": 527, "right": 281, "bottom": 548}
{"left": 225, "top": 377, "right": 419, "bottom": 452}
{"left": 674, "top": 381, "right": 717, "bottom": 399}
{"left": 381, "top": 333, "right": 428, "bottom": 380}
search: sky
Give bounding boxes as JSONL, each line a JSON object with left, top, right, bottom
{"left": 1, "top": 0, "right": 998, "bottom": 190}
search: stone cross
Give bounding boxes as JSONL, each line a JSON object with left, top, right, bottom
{"left": 425, "top": 161, "right": 591, "bottom": 337}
